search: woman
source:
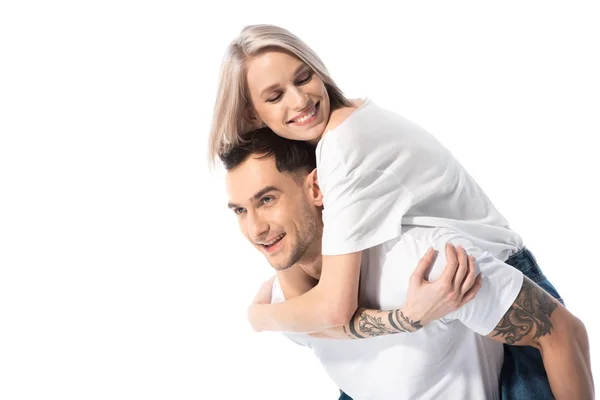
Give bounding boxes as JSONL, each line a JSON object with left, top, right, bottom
{"left": 209, "top": 24, "right": 564, "bottom": 398}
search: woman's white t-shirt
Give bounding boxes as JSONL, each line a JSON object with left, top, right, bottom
{"left": 315, "top": 98, "right": 523, "bottom": 260}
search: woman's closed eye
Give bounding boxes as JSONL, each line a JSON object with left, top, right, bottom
{"left": 296, "top": 72, "right": 313, "bottom": 85}
{"left": 266, "top": 92, "right": 283, "bottom": 103}
{"left": 265, "top": 73, "right": 312, "bottom": 103}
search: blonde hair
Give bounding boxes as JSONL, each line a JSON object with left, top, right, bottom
{"left": 208, "top": 24, "right": 352, "bottom": 167}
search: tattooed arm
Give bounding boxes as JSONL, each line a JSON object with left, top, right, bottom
{"left": 308, "top": 244, "right": 483, "bottom": 339}
{"left": 308, "top": 307, "right": 423, "bottom": 339}
{"left": 486, "top": 276, "right": 594, "bottom": 400}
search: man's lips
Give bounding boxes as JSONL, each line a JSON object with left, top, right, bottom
{"left": 259, "top": 233, "right": 286, "bottom": 253}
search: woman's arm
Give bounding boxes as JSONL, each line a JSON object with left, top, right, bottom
{"left": 309, "top": 244, "right": 482, "bottom": 339}
{"left": 248, "top": 251, "right": 362, "bottom": 333}
{"left": 251, "top": 244, "right": 482, "bottom": 336}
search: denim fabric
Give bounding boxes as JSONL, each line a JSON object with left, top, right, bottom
{"left": 338, "top": 390, "right": 352, "bottom": 400}
{"left": 338, "top": 247, "right": 562, "bottom": 400}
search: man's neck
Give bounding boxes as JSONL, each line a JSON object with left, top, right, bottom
{"left": 276, "top": 243, "right": 323, "bottom": 299}
{"left": 295, "top": 242, "right": 322, "bottom": 280}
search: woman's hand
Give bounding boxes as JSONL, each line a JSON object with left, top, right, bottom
{"left": 247, "top": 276, "right": 276, "bottom": 331}
{"left": 401, "top": 243, "right": 482, "bottom": 329}
{"left": 251, "top": 276, "right": 276, "bottom": 305}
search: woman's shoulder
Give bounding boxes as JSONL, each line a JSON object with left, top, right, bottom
{"left": 324, "top": 98, "right": 368, "bottom": 133}
{"left": 349, "top": 98, "right": 366, "bottom": 108}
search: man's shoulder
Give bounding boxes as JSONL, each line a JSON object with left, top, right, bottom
{"left": 361, "top": 227, "right": 443, "bottom": 269}
{"left": 402, "top": 226, "right": 479, "bottom": 250}
{"left": 270, "top": 277, "right": 285, "bottom": 304}
{"left": 362, "top": 226, "right": 467, "bottom": 268}
{"left": 401, "top": 226, "right": 455, "bottom": 248}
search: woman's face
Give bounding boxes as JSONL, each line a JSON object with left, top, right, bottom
{"left": 245, "top": 50, "right": 330, "bottom": 144}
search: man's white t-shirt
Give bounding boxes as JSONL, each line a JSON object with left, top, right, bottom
{"left": 315, "top": 98, "right": 523, "bottom": 261}
{"left": 269, "top": 101, "right": 530, "bottom": 398}
{"left": 272, "top": 227, "right": 523, "bottom": 400}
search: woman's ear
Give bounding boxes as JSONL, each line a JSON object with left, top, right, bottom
{"left": 243, "top": 107, "right": 263, "bottom": 130}
{"left": 306, "top": 168, "right": 323, "bottom": 207}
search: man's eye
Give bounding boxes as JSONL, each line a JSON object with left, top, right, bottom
{"left": 261, "top": 196, "right": 273, "bottom": 204}
{"left": 234, "top": 208, "right": 245, "bottom": 215}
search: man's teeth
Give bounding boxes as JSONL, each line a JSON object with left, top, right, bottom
{"left": 263, "top": 233, "right": 285, "bottom": 246}
{"left": 294, "top": 106, "right": 316, "bottom": 123}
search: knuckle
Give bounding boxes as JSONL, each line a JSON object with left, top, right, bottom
{"left": 446, "top": 292, "right": 460, "bottom": 303}
{"left": 441, "top": 282, "right": 452, "bottom": 293}
{"left": 450, "top": 299, "right": 461, "bottom": 308}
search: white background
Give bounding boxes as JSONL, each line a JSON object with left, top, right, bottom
{"left": 1, "top": 1, "right": 598, "bottom": 399}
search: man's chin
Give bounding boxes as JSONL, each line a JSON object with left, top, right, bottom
{"left": 269, "top": 260, "right": 293, "bottom": 271}
{"left": 266, "top": 254, "right": 293, "bottom": 271}
{"left": 277, "top": 264, "right": 294, "bottom": 271}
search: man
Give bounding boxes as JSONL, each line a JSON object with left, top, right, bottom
{"left": 220, "top": 128, "right": 593, "bottom": 399}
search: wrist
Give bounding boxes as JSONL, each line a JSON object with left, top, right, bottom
{"left": 248, "top": 303, "right": 267, "bottom": 332}
{"left": 396, "top": 307, "right": 424, "bottom": 333}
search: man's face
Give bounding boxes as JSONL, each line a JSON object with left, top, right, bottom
{"left": 226, "top": 155, "right": 321, "bottom": 270}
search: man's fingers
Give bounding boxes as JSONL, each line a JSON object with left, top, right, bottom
{"left": 411, "top": 247, "right": 435, "bottom": 280}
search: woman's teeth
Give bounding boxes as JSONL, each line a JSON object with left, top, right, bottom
{"left": 293, "top": 105, "right": 316, "bottom": 123}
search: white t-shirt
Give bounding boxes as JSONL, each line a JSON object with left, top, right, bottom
{"left": 315, "top": 98, "right": 523, "bottom": 261}
{"left": 272, "top": 226, "right": 524, "bottom": 400}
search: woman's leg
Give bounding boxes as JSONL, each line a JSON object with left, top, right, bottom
{"left": 500, "top": 247, "right": 564, "bottom": 399}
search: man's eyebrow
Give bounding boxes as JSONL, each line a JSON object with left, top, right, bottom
{"left": 259, "top": 64, "right": 309, "bottom": 98}
{"left": 252, "top": 185, "right": 281, "bottom": 201}
{"left": 227, "top": 201, "right": 240, "bottom": 210}
{"left": 227, "top": 186, "right": 281, "bottom": 209}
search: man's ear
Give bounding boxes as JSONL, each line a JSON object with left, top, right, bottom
{"left": 306, "top": 168, "right": 323, "bottom": 207}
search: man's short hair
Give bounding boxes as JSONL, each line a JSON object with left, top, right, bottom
{"left": 219, "top": 127, "right": 317, "bottom": 174}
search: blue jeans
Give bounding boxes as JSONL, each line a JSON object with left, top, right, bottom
{"left": 338, "top": 246, "right": 563, "bottom": 400}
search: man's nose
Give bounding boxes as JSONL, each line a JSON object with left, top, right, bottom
{"left": 248, "top": 211, "right": 269, "bottom": 242}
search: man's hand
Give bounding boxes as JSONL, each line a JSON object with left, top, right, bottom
{"left": 402, "top": 243, "right": 482, "bottom": 329}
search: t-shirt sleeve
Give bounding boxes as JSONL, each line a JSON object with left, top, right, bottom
{"left": 437, "top": 238, "right": 524, "bottom": 336}
{"left": 316, "top": 106, "right": 451, "bottom": 256}
{"left": 320, "top": 169, "right": 414, "bottom": 255}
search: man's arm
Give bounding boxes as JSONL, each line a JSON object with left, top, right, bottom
{"left": 487, "top": 276, "right": 594, "bottom": 400}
